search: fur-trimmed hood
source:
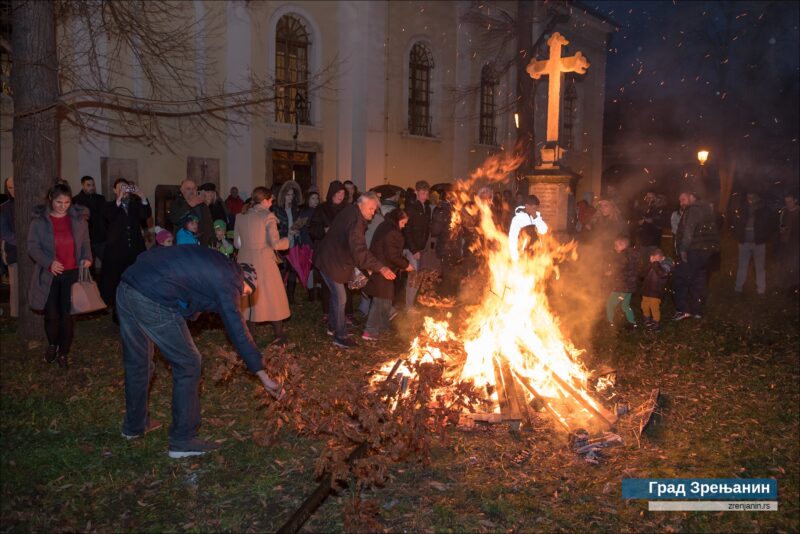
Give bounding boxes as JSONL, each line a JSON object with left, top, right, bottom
{"left": 277, "top": 181, "right": 303, "bottom": 208}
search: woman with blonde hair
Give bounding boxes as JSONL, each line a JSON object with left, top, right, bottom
{"left": 234, "top": 187, "right": 291, "bottom": 345}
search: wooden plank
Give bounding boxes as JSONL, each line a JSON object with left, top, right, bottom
{"left": 540, "top": 359, "right": 616, "bottom": 427}
{"left": 512, "top": 370, "right": 571, "bottom": 433}
{"left": 500, "top": 359, "right": 528, "bottom": 425}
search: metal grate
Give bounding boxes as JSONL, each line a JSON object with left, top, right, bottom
{"left": 275, "top": 14, "right": 311, "bottom": 125}
{"left": 408, "top": 42, "right": 434, "bottom": 136}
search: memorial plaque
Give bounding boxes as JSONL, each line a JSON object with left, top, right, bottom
{"left": 527, "top": 173, "right": 575, "bottom": 236}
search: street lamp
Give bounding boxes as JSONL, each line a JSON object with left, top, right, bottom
{"left": 697, "top": 149, "right": 709, "bottom": 166}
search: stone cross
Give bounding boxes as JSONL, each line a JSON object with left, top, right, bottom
{"left": 527, "top": 32, "right": 589, "bottom": 144}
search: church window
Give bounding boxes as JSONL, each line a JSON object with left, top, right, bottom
{"left": 408, "top": 42, "right": 434, "bottom": 136}
{"left": 275, "top": 15, "right": 311, "bottom": 125}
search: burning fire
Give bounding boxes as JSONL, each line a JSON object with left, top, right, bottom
{"left": 373, "top": 153, "right": 614, "bottom": 433}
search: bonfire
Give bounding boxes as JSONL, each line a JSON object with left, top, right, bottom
{"left": 372, "top": 153, "right": 616, "bottom": 434}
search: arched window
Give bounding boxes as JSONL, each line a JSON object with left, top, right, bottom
{"left": 479, "top": 64, "right": 497, "bottom": 145}
{"left": 561, "top": 74, "right": 578, "bottom": 149}
{"left": 408, "top": 42, "right": 434, "bottom": 136}
{"left": 275, "top": 14, "right": 311, "bottom": 125}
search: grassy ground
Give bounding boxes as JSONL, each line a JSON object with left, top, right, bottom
{"left": 1, "top": 238, "right": 798, "bottom": 532}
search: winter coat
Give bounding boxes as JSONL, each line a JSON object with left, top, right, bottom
{"left": 72, "top": 191, "right": 107, "bottom": 245}
{"left": 121, "top": 245, "right": 263, "bottom": 373}
{"left": 313, "top": 204, "right": 386, "bottom": 284}
{"left": 27, "top": 205, "right": 92, "bottom": 311}
{"left": 298, "top": 205, "right": 316, "bottom": 246}
{"left": 676, "top": 202, "right": 720, "bottom": 255}
{"left": 403, "top": 199, "right": 431, "bottom": 253}
{"left": 169, "top": 194, "right": 214, "bottom": 247}
{"left": 730, "top": 203, "right": 776, "bottom": 245}
{"left": 274, "top": 205, "right": 301, "bottom": 244}
{"left": 364, "top": 220, "right": 409, "bottom": 300}
{"left": 641, "top": 258, "right": 674, "bottom": 298}
{"left": 0, "top": 198, "right": 16, "bottom": 264}
{"left": 430, "top": 201, "right": 461, "bottom": 260}
{"left": 308, "top": 182, "right": 347, "bottom": 244}
{"left": 176, "top": 229, "right": 199, "bottom": 245}
{"left": 208, "top": 199, "right": 229, "bottom": 226}
{"left": 234, "top": 204, "right": 290, "bottom": 322}
{"left": 101, "top": 196, "right": 152, "bottom": 305}
{"left": 611, "top": 247, "right": 640, "bottom": 294}
{"left": 636, "top": 204, "right": 664, "bottom": 248}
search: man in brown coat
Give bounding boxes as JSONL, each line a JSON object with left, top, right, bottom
{"left": 314, "top": 192, "right": 395, "bottom": 348}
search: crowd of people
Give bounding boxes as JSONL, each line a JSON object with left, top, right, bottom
{"left": 0, "top": 174, "right": 797, "bottom": 457}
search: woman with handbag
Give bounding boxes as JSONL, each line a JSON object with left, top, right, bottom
{"left": 234, "top": 187, "right": 291, "bottom": 346}
{"left": 28, "top": 181, "right": 92, "bottom": 368}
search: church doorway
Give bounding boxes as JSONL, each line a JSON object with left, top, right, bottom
{"left": 271, "top": 150, "right": 315, "bottom": 196}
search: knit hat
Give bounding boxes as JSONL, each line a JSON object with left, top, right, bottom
{"left": 213, "top": 219, "right": 227, "bottom": 232}
{"left": 239, "top": 263, "right": 257, "bottom": 293}
{"left": 179, "top": 212, "right": 199, "bottom": 226}
{"left": 199, "top": 182, "right": 217, "bottom": 192}
{"left": 155, "top": 229, "right": 172, "bottom": 245}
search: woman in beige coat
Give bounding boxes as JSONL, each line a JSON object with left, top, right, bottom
{"left": 235, "top": 187, "right": 292, "bottom": 345}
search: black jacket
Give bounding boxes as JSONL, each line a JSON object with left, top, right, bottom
{"left": 364, "top": 220, "right": 409, "bottom": 300}
{"left": 641, "top": 259, "right": 673, "bottom": 298}
{"left": 676, "top": 202, "right": 720, "bottom": 255}
{"left": 309, "top": 182, "right": 347, "bottom": 244}
{"left": 636, "top": 204, "right": 664, "bottom": 248}
{"left": 431, "top": 201, "right": 461, "bottom": 260}
{"left": 403, "top": 199, "right": 431, "bottom": 253}
{"left": 101, "top": 196, "right": 152, "bottom": 304}
{"left": 612, "top": 247, "right": 640, "bottom": 293}
{"left": 72, "top": 191, "right": 107, "bottom": 245}
{"left": 730, "top": 203, "right": 776, "bottom": 245}
{"left": 313, "top": 204, "right": 385, "bottom": 284}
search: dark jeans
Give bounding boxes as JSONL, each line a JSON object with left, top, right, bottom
{"left": 117, "top": 282, "right": 201, "bottom": 445}
{"left": 673, "top": 249, "right": 713, "bottom": 316}
{"left": 44, "top": 268, "right": 79, "bottom": 353}
{"left": 320, "top": 270, "right": 347, "bottom": 339}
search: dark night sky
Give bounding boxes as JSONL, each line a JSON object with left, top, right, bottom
{"left": 585, "top": 1, "right": 800, "bottom": 197}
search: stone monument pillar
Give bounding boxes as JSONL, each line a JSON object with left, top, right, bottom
{"left": 524, "top": 32, "right": 589, "bottom": 237}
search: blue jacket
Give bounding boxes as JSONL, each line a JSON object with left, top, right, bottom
{"left": 121, "top": 246, "right": 262, "bottom": 373}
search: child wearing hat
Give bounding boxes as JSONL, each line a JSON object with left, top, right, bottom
{"left": 176, "top": 213, "right": 200, "bottom": 245}
{"left": 156, "top": 229, "right": 173, "bottom": 247}
{"left": 213, "top": 219, "right": 234, "bottom": 257}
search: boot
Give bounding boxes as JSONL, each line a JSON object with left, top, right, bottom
{"left": 57, "top": 350, "right": 69, "bottom": 369}
{"left": 286, "top": 277, "right": 296, "bottom": 305}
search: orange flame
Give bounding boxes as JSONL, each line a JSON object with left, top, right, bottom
{"left": 373, "top": 152, "right": 610, "bottom": 432}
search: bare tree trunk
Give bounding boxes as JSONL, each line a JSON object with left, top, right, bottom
{"left": 11, "top": 0, "right": 60, "bottom": 339}
{"left": 515, "top": 0, "right": 534, "bottom": 177}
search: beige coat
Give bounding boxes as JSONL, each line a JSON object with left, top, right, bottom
{"left": 234, "top": 205, "right": 290, "bottom": 322}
